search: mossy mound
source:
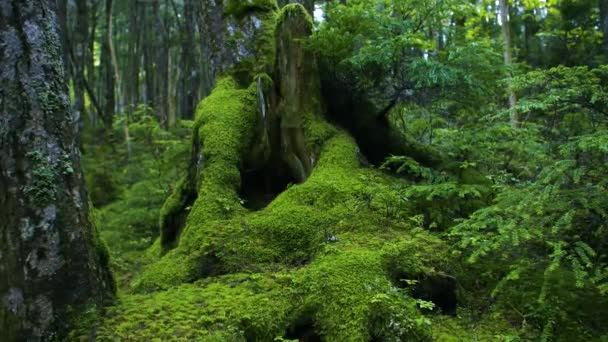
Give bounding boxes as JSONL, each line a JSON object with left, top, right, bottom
{"left": 91, "top": 3, "right": 519, "bottom": 340}
{"left": 100, "top": 125, "right": 500, "bottom": 339}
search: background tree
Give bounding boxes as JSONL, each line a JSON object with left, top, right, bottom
{"left": 499, "top": 0, "right": 519, "bottom": 128}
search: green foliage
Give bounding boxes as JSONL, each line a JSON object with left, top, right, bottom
{"left": 310, "top": 0, "right": 504, "bottom": 136}
{"left": 511, "top": 65, "right": 608, "bottom": 136}
{"left": 450, "top": 123, "right": 608, "bottom": 338}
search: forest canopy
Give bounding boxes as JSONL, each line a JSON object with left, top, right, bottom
{"left": 1, "top": 0, "right": 608, "bottom": 341}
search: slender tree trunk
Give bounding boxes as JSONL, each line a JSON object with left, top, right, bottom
{"left": 180, "top": 0, "right": 201, "bottom": 120}
{"left": 143, "top": 4, "right": 155, "bottom": 110}
{"left": 88, "top": 0, "right": 99, "bottom": 125}
{"left": 154, "top": 0, "right": 169, "bottom": 129}
{"left": 73, "top": 0, "right": 90, "bottom": 127}
{"left": 101, "top": 0, "right": 117, "bottom": 127}
{"left": 0, "top": 1, "right": 114, "bottom": 340}
{"left": 500, "top": 0, "right": 519, "bottom": 128}
{"left": 126, "top": 1, "right": 141, "bottom": 111}
{"left": 600, "top": 0, "right": 608, "bottom": 54}
{"left": 198, "top": 21, "right": 213, "bottom": 99}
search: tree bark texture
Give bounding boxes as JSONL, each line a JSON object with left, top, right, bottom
{"left": 0, "top": 1, "right": 113, "bottom": 340}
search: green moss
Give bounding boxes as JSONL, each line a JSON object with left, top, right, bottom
{"left": 255, "top": 11, "right": 279, "bottom": 74}
{"left": 293, "top": 249, "right": 430, "bottom": 341}
{"left": 276, "top": 3, "right": 314, "bottom": 29}
{"left": 133, "top": 78, "right": 259, "bottom": 291}
{"left": 98, "top": 273, "right": 293, "bottom": 341}
{"left": 23, "top": 151, "right": 59, "bottom": 205}
{"left": 98, "top": 7, "right": 499, "bottom": 336}
{"left": 225, "top": 0, "right": 278, "bottom": 18}
{"left": 185, "top": 78, "right": 257, "bottom": 228}
{"left": 134, "top": 131, "right": 415, "bottom": 293}
{"left": 431, "top": 314, "right": 518, "bottom": 341}
{"left": 381, "top": 229, "right": 453, "bottom": 279}
{"left": 97, "top": 128, "right": 504, "bottom": 340}
{"left": 231, "top": 11, "right": 279, "bottom": 78}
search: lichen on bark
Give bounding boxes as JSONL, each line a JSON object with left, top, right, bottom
{"left": 0, "top": 1, "right": 113, "bottom": 340}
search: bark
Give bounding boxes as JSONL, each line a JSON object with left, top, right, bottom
{"left": 499, "top": 0, "right": 519, "bottom": 129}
{"left": 0, "top": 1, "right": 114, "bottom": 340}
{"left": 273, "top": 7, "right": 321, "bottom": 182}
{"left": 56, "top": 0, "right": 71, "bottom": 78}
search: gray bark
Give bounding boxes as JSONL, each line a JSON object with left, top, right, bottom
{"left": 0, "top": 1, "right": 114, "bottom": 340}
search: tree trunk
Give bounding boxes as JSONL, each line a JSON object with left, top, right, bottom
{"left": 101, "top": 0, "right": 118, "bottom": 128}
{"left": 180, "top": 0, "right": 201, "bottom": 120}
{"left": 143, "top": 4, "right": 155, "bottom": 110}
{"left": 600, "top": 0, "right": 608, "bottom": 54}
{"left": 73, "top": 0, "right": 90, "bottom": 127}
{"left": 87, "top": 0, "right": 99, "bottom": 125}
{"left": 126, "top": 1, "right": 142, "bottom": 111}
{"left": 0, "top": 1, "right": 114, "bottom": 340}
{"left": 153, "top": 0, "right": 169, "bottom": 129}
{"left": 499, "top": 0, "right": 519, "bottom": 129}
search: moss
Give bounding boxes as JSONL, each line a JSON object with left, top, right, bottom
{"left": 159, "top": 176, "right": 194, "bottom": 250}
{"left": 95, "top": 5, "right": 501, "bottom": 337}
{"left": 224, "top": 2, "right": 278, "bottom": 81}
{"left": 431, "top": 314, "right": 518, "bottom": 341}
{"left": 98, "top": 273, "right": 293, "bottom": 341}
{"left": 381, "top": 229, "right": 454, "bottom": 279}
{"left": 276, "top": 3, "right": 314, "bottom": 29}
{"left": 133, "top": 77, "right": 259, "bottom": 291}
{"left": 225, "top": 0, "right": 279, "bottom": 18}
{"left": 293, "top": 249, "right": 430, "bottom": 341}
{"left": 23, "top": 151, "right": 59, "bottom": 205}
{"left": 97, "top": 130, "right": 505, "bottom": 340}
